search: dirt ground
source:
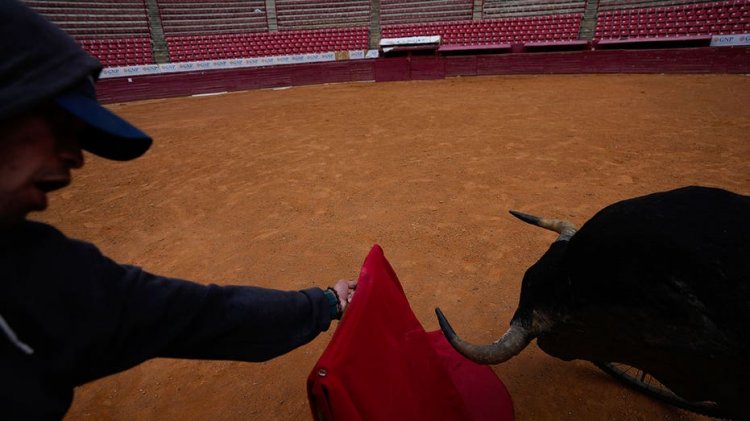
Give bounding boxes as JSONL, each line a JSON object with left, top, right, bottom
{"left": 38, "top": 74, "right": 749, "bottom": 420}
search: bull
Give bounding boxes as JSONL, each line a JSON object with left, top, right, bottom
{"left": 436, "top": 186, "right": 750, "bottom": 417}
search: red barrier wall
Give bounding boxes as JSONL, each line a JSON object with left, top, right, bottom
{"left": 410, "top": 56, "right": 446, "bottom": 80}
{"left": 464, "top": 47, "right": 750, "bottom": 75}
{"left": 97, "top": 47, "right": 750, "bottom": 103}
{"left": 98, "top": 60, "right": 375, "bottom": 103}
{"left": 373, "top": 57, "right": 410, "bottom": 82}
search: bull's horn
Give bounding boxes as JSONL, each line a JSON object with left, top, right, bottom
{"left": 509, "top": 210, "right": 577, "bottom": 242}
{"left": 435, "top": 308, "right": 532, "bottom": 365}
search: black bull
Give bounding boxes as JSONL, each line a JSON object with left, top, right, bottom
{"left": 436, "top": 186, "right": 749, "bottom": 417}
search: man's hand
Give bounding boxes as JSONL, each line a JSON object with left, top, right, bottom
{"left": 332, "top": 279, "right": 357, "bottom": 314}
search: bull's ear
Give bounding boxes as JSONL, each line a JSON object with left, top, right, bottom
{"left": 509, "top": 210, "right": 577, "bottom": 242}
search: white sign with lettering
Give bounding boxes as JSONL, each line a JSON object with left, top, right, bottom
{"left": 379, "top": 36, "right": 441, "bottom": 47}
{"left": 100, "top": 50, "right": 380, "bottom": 79}
{"left": 710, "top": 34, "right": 750, "bottom": 47}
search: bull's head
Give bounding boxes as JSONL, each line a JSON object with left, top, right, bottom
{"left": 436, "top": 210, "right": 577, "bottom": 364}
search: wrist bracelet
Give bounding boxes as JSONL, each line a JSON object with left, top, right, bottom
{"left": 325, "top": 288, "right": 343, "bottom": 320}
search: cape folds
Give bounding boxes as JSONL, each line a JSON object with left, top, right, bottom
{"left": 308, "top": 245, "right": 514, "bottom": 420}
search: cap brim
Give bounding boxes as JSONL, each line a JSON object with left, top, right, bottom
{"left": 55, "top": 91, "right": 152, "bottom": 161}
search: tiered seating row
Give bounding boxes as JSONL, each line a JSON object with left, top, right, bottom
{"left": 27, "top": 0, "right": 750, "bottom": 68}
{"left": 22, "top": 0, "right": 149, "bottom": 38}
{"left": 167, "top": 27, "right": 369, "bottom": 62}
{"left": 599, "top": 0, "right": 735, "bottom": 12}
{"left": 79, "top": 37, "right": 153, "bottom": 67}
{"left": 383, "top": 15, "right": 582, "bottom": 44}
{"left": 483, "top": 0, "right": 586, "bottom": 18}
{"left": 380, "top": 0, "right": 474, "bottom": 25}
{"left": 595, "top": 0, "right": 750, "bottom": 38}
{"left": 276, "top": 0, "right": 370, "bottom": 30}
{"left": 158, "top": 0, "right": 268, "bottom": 35}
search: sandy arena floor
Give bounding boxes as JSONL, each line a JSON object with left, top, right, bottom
{"left": 38, "top": 74, "right": 749, "bottom": 420}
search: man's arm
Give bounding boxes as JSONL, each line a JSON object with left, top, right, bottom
{"left": 87, "top": 257, "right": 334, "bottom": 379}
{"left": 4, "top": 221, "right": 335, "bottom": 386}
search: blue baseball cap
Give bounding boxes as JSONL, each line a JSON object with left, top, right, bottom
{"left": 54, "top": 77, "right": 152, "bottom": 161}
{"left": 1, "top": 1, "right": 153, "bottom": 161}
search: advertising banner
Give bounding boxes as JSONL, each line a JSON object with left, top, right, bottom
{"left": 100, "top": 50, "right": 379, "bottom": 79}
{"left": 380, "top": 36, "right": 442, "bottom": 47}
{"left": 710, "top": 34, "right": 750, "bottom": 47}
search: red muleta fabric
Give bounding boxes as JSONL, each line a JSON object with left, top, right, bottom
{"left": 308, "top": 245, "right": 514, "bottom": 421}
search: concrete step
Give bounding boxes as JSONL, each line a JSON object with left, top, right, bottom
{"left": 266, "top": 0, "right": 278, "bottom": 31}
{"left": 578, "top": 0, "right": 600, "bottom": 39}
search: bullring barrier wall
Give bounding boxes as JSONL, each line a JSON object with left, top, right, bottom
{"left": 97, "top": 46, "right": 750, "bottom": 103}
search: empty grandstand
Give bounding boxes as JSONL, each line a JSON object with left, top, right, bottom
{"left": 483, "top": 0, "right": 586, "bottom": 18}
{"left": 23, "top": 0, "right": 750, "bottom": 67}
{"left": 157, "top": 0, "right": 268, "bottom": 36}
{"left": 382, "top": 15, "right": 582, "bottom": 44}
{"left": 167, "top": 27, "right": 369, "bottom": 61}
{"left": 24, "top": 0, "right": 153, "bottom": 66}
{"left": 380, "top": 0, "right": 474, "bottom": 25}
{"left": 25, "top": 0, "right": 150, "bottom": 38}
{"left": 19, "top": 0, "right": 750, "bottom": 101}
{"left": 276, "top": 0, "right": 370, "bottom": 30}
{"left": 596, "top": 0, "right": 750, "bottom": 39}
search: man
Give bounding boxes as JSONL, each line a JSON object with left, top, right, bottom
{"left": 0, "top": 1, "right": 355, "bottom": 418}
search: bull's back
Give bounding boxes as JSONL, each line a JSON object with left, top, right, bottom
{"left": 564, "top": 186, "right": 750, "bottom": 347}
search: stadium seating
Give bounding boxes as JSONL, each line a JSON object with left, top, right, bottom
{"left": 276, "top": 0, "right": 370, "bottom": 30}
{"left": 595, "top": 0, "right": 750, "bottom": 39}
{"left": 22, "top": 0, "right": 153, "bottom": 67}
{"left": 78, "top": 37, "right": 154, "bottom": 67}
{"left": 483, "top": 0, "right": 586, "bottom": 18}
{"left": 382, "top": 14, "right": 582, "bottom": 44}
{"left": 167, "top": 27, "right": 369, "bottom": 62}
{"left": 599, "top": 0, "right": 738, "bottom": 11}
{"left": 23, "top": 0, "right": 750, "bottom": 67}
{"left": 22, "top": 0, "right": 150, "bottom": 38}
{"left": 157, "top": 0, "right": 268, "bottom": 35}
{"left": 380, "top": 0, "right": 474, "bottom": 25}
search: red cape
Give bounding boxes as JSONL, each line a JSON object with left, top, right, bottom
{"left": 308, "top": 245, "right": 514, "bottom": 420}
